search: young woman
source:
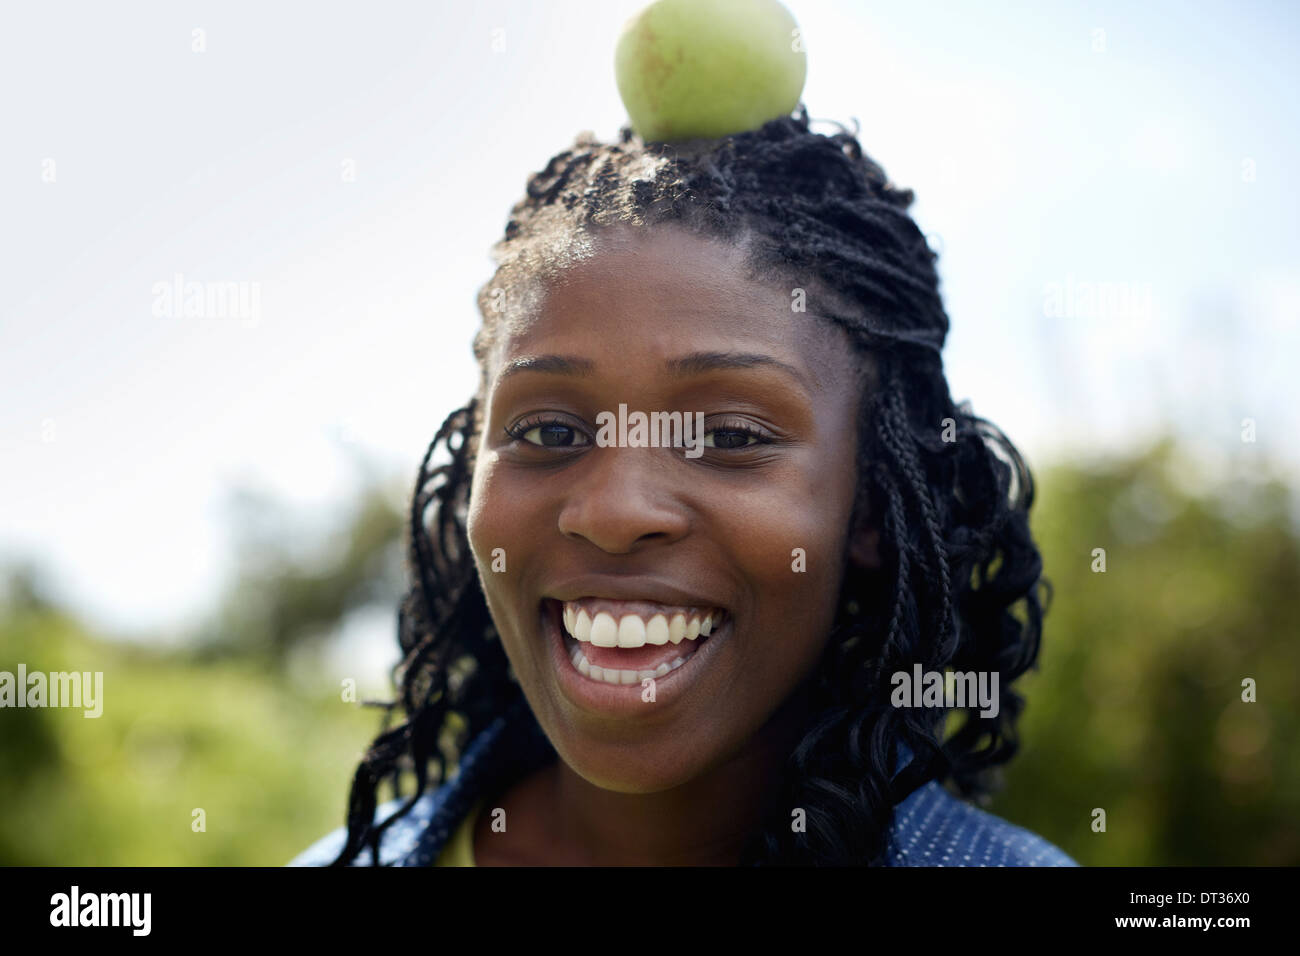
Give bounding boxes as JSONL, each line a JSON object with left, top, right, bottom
{"left": 291, "top": 106, "right": 1077, "bottom": 866}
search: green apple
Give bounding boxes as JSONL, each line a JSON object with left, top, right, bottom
{"left": 615, "top": 0, "right": 807, "bottom": 142}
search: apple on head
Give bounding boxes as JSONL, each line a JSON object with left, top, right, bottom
{"left": 615, "top": 0, "right": 808, "bottom": 143}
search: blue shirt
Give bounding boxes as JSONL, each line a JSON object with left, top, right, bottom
{"left": 289, "top": 697, "right": 1078, "bottom": 867}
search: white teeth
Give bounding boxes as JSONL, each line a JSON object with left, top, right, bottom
{"left": 617, "top": 615, "right": 647, "bottom": 648}
{"left": 669, "top": 613, "right": 686, "bottom": 644}
{"left": 556, "top": 598, "right": 728, "bottom": 686}
{"left": 590, "top": 612, "right": 618, "bottom": 647}
{"left": 567, "top": 643, "right": 692, "bottom": 685}
{"left": 560, "top": 601, "right": 724, "bottom": 646}
{"left": 645, "top": 614, "right": 670, "bottom": 645}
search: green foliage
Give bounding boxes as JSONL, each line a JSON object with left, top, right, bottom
{"left": 0, "top": 604, "right": 380, "bottom": 865}
{"left": 985, "top": 437, "right": 1300, "bottom": 865}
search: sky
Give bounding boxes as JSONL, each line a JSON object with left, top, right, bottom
{"left": 2, "top": 0, "right": 1297, "bottom": 643}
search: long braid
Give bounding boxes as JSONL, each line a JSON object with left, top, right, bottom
{"left": 875, "top": 380, "right": 956, "bottom": 660}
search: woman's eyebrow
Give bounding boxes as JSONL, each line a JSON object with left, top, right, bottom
{"left": 497, "top": 351, "right": 812, "bottom": 392}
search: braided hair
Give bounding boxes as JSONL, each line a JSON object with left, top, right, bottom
{"left": 330, "top": 104, "right": 1049, "bottom": 866}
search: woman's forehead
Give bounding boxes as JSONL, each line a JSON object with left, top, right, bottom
{"left": 489, "top": 271, "right": 859, "bottom": 395}
{"left": 481, "top": 223, "right": 874, "bottom": 393}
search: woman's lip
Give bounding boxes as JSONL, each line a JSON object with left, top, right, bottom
{"left": 539, "top": 597, "right": 731, "bottom": 718}
{"left": 543, "top": 580, "right": 730, "bottom": 615}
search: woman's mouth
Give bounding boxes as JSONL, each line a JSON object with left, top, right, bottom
{"left": 558, "top": 598, "right": 727, "bottom": 684}
{"left": 539, "top": 597, "right": 731, "bottom": 706}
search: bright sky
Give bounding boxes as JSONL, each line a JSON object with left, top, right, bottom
{"left": 2, "top": 0, "right": 1297, "bottom": 641}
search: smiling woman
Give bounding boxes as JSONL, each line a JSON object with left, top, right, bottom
{"left": 289, "top": 105, "right": 1076, "bottom": 867}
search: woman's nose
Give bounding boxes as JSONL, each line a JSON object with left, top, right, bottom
{"left": 555, "top": 446, "right": 691, "bottom": 554}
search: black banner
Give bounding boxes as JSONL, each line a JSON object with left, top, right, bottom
{"left": 0, "top": 865, "right": 1283, "bottom": 940}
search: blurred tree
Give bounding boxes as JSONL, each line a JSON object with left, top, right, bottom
{"left": 191, "top": 476, "right": 407, "bottom": 669}
{"left": 986, "top": 435, "right": 1300, "bottom": 865}
{"left": 0, "top": 560, "right": 57, "bottom": 615}
{"left": 0, "top": 595, "right": 380, "bottom": 865}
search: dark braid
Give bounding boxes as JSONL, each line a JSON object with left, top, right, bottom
{"left": 331, "top": 104, "right": 1049, "bottom": 865}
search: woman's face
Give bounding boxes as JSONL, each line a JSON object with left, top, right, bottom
{"left": 466, "top": 223, "right": 878, "bottom": 794}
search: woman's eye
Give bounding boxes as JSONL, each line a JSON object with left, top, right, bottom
{"left": 703, "top": 425, "right": 767, "bottom": 450}
{"left": 507, "top": 419, "right": 591, "bottom": 448}
{"left": 506, "top": 417, "right": 771, "bottom": 452}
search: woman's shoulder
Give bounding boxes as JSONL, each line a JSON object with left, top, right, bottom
{"left": 286, "top": 784, "right": 450, "bottom": 867}
{"left": 289, "top": 714, "right": 1078, "bottom": 867}
{"left": 288, "top": 706, "right": 532, "bottom": 867}
{"left": 886, "top": 780, "right": 1079, "bottom": 867}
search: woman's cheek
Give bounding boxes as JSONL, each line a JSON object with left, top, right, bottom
{"left": 723, "top": 487, "right": 842, "bottom": 591}
{"left": 465, "top": 455, "right": 504, "bottom": 576}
